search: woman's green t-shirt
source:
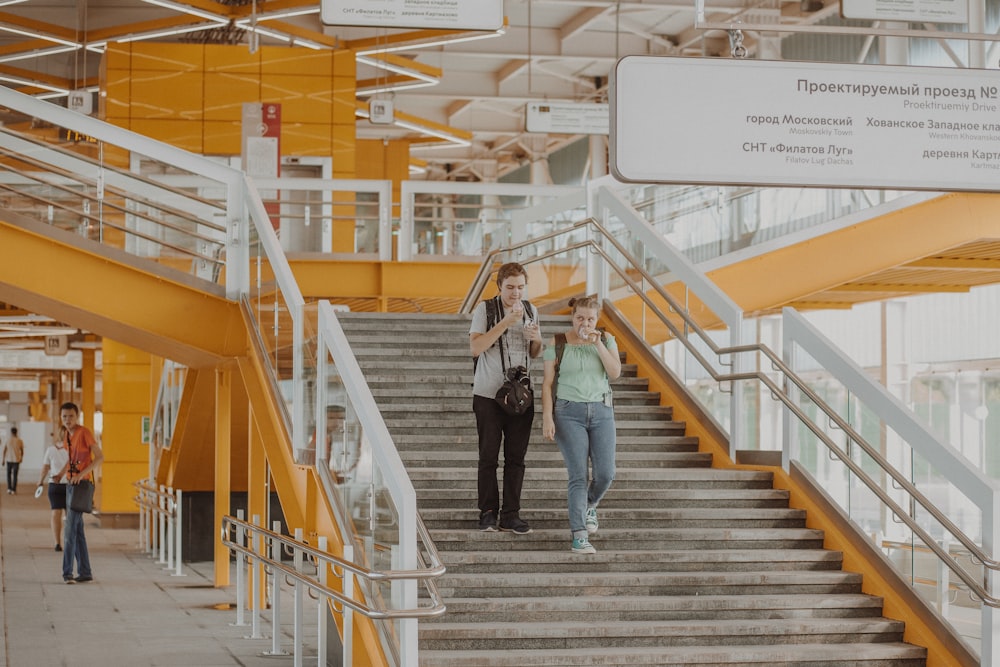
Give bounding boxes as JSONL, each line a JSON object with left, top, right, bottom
{"left": 543, "top": 334, "right": 617, "bottom": 403}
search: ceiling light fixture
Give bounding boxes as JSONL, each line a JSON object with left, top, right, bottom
{"left": 394, "top": 120, "right": 471, "bottom": 147}
{"left": 356, "top": 79, "right": 438, "bottom": 95}
{"left": 356, "top": 54, "right": 440, "bottom": 85}
{"left": 0, "top": 44, "right": 79, "bottom": 64}
{"left": 253, "top": 7, "right": 320, "bottom": 21}
{"left": 0, "top": 24, "right": 80, "bottom": 48}
{"left": 355, "top": 105, "right": 471, "bottom": 146}
{"left": 241, "top": 25, "right": 291, "bottom": 43}
{"left": 139, "top": 0, "right": 229, "bottom": 22}
{"left": 0, "top": 75, "right": 68, "bottom": 94}
{"left": 116, "top": 22, "right": 227, "bottom": 43}
{"left": 356, "top": 27, "right": 506, "bottom": 57}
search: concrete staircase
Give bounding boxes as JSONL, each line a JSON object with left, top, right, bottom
{"left": 338, "top": 312, "right": 928, "bottom": 667}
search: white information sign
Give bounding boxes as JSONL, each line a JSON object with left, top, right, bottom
{"left": 842, "top": 0, "right": 967, "bottom": 24}
{"left": 611, "top": 56, "right": 1000, "bottom": 192}
{"left": 0, "top": 349, "right": 81, "bottom": 370}
{"left": 0, "top": 378, "right": 40, "bottom": 392}
{"left": 526, "top": 102, "right": 609, "bottom": 135}
{"left": 321, "top": 0, "right": 503, "bottom": 30}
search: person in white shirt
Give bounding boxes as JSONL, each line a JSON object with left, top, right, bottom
{"left": 37, "top": 428, "right": 70, "bottom": 552}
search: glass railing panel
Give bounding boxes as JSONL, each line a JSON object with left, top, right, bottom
{"left": 785, "top": 340, "right": 987, "bottom": 654}
{"left": 401, "top": 183, "right": 585, "bottom": 260}
{"left": 0, "top": 120, "right": 230, "bottom": 287}
{"left": 622, "top": 182, "right": 913, "bottom": 265}
{"left": 600, "top": 208, "right": 738, "bottom": 442}
{"left": 314, "top": 313, "right": 411, "bottom": 639}
{"left": 250, "top": 178, "right": 391, "bottom": 259}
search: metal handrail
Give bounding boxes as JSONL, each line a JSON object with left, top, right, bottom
{"left": 220, "top": 515, "right": 447, "bottom": 621}
{"left": 133, "top": 479, "right": 178, "bottom": 515}
{"left": 462, "top": 217, "right": 1000, "bottom": 607}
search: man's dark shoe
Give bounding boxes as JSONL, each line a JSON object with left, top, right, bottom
{"left": 63, "top": 577, "right": 75, "bottom": 584}
{"left": 478, "top": 510, "right": 498, "bottom": 532}
{"left": 74, "top": 575, "right": 93, "bottom": 583}
{"left": 498, "top": 514, "right": 532, "bottom": 534}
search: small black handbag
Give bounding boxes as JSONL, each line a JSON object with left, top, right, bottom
{"left": 68, "top": 480, "right": 94, "bottom": 513}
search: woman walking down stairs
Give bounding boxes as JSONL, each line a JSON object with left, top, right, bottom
{"left": 339, "top": 312, "right": 929, "bottom": 667}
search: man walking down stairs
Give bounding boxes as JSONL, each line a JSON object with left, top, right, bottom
{"left": 339, "top": 311, "right": 929, "bottom": 667}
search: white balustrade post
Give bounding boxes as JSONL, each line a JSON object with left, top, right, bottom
{"left": 266, "top": 520, "right": 288, "bottom": 656}
{"left": 316, "top": 536, "right": 327, "bottom": 667}
{"left": 293, "top": 527, "right": 304, "bottom": 667}
{"left": 233, "top": 510, "right": 247, "bottom": 628}
{"left": 172, "top": 489, "right": 185, "bottom": 577}
{"left": 342, "top": 544, "right": 353, "bottom": 667}
{"left": 249, "top": 514, "right": 264, "bottom": 639}
{"left": 165, "top": 486, "right": 175, "bottom": 571}
{"left": 138, "top": 484, "right": 147, "bottom": 552}
{"left": 157, "top": 484, "right": 167, "bottom": 564}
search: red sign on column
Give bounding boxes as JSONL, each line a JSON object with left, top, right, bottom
{"left": 242, "top": 102, "right": 282, "bottom": 229}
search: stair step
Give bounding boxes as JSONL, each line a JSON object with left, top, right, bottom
{"left": 439, "top": 548, "right": 842, "bottom": 573}
{"left": 434, "top": 593, "right": 886, "bottom": 622}
{"left": 407, "top": 468, "right": 775, "bottom": 490}
{"left": 402, "top": 451, "right": 712, "bottom": 469}
{"left": 429, "top": 527, "right": 826, "bottom": 551}
{"left": 419, "top": 617, "right": 904, "bottom": 650}
{"left": 414, "top": 488, "right": 791, "bottom": 509}
{"left": 418, "top": 642, "right": 927, "bottom": 666}
{"left": 422, "top": 507, "right": 806, "bottom": 530}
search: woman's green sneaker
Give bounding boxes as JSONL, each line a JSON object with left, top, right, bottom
{"left": 571, "top": 537, "right": 596, "bottom": 554}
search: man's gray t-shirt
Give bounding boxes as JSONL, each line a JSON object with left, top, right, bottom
{"left": 470, "top": 300, "right": 538, "bottom": 399}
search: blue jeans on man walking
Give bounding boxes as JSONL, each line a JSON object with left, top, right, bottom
{"left": 63, "top": 488, "right": 92, "bottom": 581}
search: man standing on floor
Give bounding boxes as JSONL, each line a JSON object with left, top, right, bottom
{"left": 59, "top": 402, "right": 103, "bottom": 584}
{"left": 1, "top": 426, "right": 24, "bottom": 494}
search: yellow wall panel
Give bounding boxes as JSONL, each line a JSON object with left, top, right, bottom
{"left": 332, "top": 76, "right": 356, "bottom": 125}
{"left": 102, "top": 462, "right": 151, "bottom": 513}
{"left": 130, "top": 70, "right": 205, "bottom": 120}
{"left": 128, "top": 119, "right": 204, "bottom": 153}
{"left": 127, "top": 42, "right": 205, "bottom": 71}
{"left": 101, "top": 339, "right": 153, "bottom": 515}
{"left": 204, "top": 44, "right": 261, "bottom": 74}
{"left": 282, "top": 125, "right": 333, "bottom": 155}
{"left": 260, "top": 47, "right": 333, "bottom": 77}
{"left": 204, "top": 73, "right": 261, "bottom": 120}
{"left": 101, "top": 43, "right": 356, "bottom": 176}
{"left": 333, "top": 50, "right": 354, "bottom": 77}
{"left": 102, "top": 414, "right": 148, "bottom": 461}
{"left": 203, "top": 121, "right": 241, "bottom": 154}
{"left": 261, "top": 75, "right": 333, "bottom": 124}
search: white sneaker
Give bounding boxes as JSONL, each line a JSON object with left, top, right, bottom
{"left": 585, "top": 507, "right": 598, "bottom": 535}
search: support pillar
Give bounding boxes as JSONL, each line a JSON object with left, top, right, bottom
{"left": 248, "top": 406, "right": 268, "bottom": 608}
{"left": 214, "top": 366, "right": 232, "bottom": 587}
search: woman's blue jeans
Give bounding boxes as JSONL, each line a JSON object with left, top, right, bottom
{"left": 553, "top": 398, "right": 616, "bottom": 539}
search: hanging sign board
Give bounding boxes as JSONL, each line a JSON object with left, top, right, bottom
{"left": 841, "top": 0, "right": 967, "bottom": 24}
{"left": 611, "top": 56, "right": 1000, "bottom": 192}
{"left": 526, "top": 102, "right": 609, "bottom": 135}
{"left": 0, "top": 350, "right": 81, "bottom": 370}
{"left": 0, "top": 379, "right": 40, "bottom": 392}
{"left": 321, "top": 0, "right": 503, "bottom": 30}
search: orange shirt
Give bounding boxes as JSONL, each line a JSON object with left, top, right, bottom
{"left": 66, "top": 425, "right": 98, "bottom": 481}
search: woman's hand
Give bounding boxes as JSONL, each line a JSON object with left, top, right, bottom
{"left": 542, "top": 414, "right": 556, "bottom": 441}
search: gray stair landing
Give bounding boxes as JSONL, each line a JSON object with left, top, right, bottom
{"left": 338, "top": 312, "right": 928, "bottom": 667}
